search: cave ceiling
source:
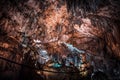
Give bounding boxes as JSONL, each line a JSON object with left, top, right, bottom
{"left": 0, "top": 0, "right": 120, "bottom": 59}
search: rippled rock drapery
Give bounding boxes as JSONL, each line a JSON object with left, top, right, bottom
{"left": 0, "top": 0, "right": 120, "bottom": 80}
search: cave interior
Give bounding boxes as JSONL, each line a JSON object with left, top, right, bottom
{"left": 0, "top": 0, "right": 120, "bottom": 80}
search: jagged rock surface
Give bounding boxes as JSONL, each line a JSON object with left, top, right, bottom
{"left": 0, "top": 0, "right": 120, "bottom": 80}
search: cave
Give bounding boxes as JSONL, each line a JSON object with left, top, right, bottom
{"left": 0, "top": 0, "right": 120, "bottom": 80}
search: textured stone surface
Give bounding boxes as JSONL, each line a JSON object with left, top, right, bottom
{"left": 0, "top": 0, "right": 120, "bottom": 80}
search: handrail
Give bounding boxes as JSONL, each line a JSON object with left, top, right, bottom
{"left": 0, "top": 56, "right": 85, "bottom": 73}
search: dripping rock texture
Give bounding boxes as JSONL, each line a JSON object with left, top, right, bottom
{"left": 0, "top": 0, "right": 120, "bottom": 80}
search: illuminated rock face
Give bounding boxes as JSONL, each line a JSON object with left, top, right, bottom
{"left": 0, "top": 36, "right": 22, "bottom": 80}
{"left": 0, "top": 0, "right": 120, "bottom": 79}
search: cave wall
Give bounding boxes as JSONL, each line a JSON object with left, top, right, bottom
{"left": 0, "top": 0, "right": 120, "bottom": 79}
